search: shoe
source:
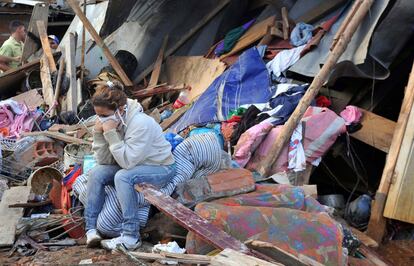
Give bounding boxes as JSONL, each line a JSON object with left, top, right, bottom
{"left": 101, "top": 235, "right": 142, "bottom": 251}
{"left": 86, "top": 229, "right": 102, "bottom": 248}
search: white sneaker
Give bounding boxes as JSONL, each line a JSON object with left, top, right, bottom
{"left": 101, "top": 235, "right": 142, "bottom": 251}
{"left": 86, "top": 229, "right": 102, "bottom": 248}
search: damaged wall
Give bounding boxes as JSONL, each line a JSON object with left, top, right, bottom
{"left": 62, "top": 0, "right": 248, "bottom": 80}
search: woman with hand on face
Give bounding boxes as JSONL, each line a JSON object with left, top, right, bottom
{"left": 85, "top": 81, "right": 175, "bottom": 250}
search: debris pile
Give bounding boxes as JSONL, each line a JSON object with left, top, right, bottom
{"left": 0, "top": 0, "right": 413, "bottom": 265}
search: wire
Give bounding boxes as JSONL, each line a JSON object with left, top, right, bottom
{"left": 321, "top": 161, "right": 353, "bottom": 194}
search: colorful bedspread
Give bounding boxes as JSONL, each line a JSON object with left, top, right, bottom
{"left": 186, "top": 184, "right": 346, "bottom": 266}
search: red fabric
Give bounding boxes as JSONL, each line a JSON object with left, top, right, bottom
{"left": 264, "top": 39, "right": 294, "bottom": 60}
{"left": 300, "top": 12, "right": 342, "bottom": 57}
{"left": 316, "top": 95, "right": 332, "bottom": 107}
{"left": 61, "top": 166, "right": 85, "bottom": 239}
{"left": 226, "top": 115, "right": 241, "bottom": 123}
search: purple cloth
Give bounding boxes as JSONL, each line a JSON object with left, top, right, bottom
{"left": 0, "top": 100, "right": 39, "bottom": 138}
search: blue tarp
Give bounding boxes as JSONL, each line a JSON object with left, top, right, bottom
{"left": 171, "top": 47, "right": 273, "bottom": 132}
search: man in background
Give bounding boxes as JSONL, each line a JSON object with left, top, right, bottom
{"left": 48, "top": 35, "right": 59, "bottom": 50}
{"left": 0, "top": 20, "right": 26, "bottom": 70}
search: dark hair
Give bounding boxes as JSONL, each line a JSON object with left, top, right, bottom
{"left": 91, "top": 82, "right": 127, "bottom": 110}
{"left": 9, "top": 20, "right": 25, "bottom": 33}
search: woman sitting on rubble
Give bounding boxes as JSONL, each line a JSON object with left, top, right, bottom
{"left": 85, "top": 81, "right": 175, "bottom": 250}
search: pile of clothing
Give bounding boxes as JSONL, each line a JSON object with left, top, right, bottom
{"left": 0, "top": 100, "right": 40, "bottom": 138}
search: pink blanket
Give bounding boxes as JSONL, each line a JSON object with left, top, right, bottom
{"left": 0, "top": 100, "right": 38, "bottom": 138}
{"left": 247, "top": 107, "right": 346, "bottom": 174}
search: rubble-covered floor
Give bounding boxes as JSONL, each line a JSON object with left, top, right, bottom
{"left": 0, "top": 240, "right": 411, "bottom": 265}
{"left": 0, "top": 243, "right": 162, "bottom": 265}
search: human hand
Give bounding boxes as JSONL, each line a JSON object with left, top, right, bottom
{"left": 94, "top": 119, "right": 103, "bottom": 133}
{"left": 12, "top": 56, "right": 21, "bottom": 62}
{"left": 102, "top": 119, "right": 119, "bottom": 132}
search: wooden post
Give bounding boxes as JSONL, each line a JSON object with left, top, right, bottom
{"left": 80, "top": 0, "right": 86, "bottom": 82}
{"left": 255, "top": 0, "right": 374, "bottom": 177}
{"left": 65, "top": 32, "right": 78, "bottom": 112}
{"left": 281, "top": 7, "right": 289, "bottom": 40}
{"left": 366, "top": 61, "right": 414, "bottom": 243}
{"left": 39, "top": 55, "right": 54, "bottom": 108}
{"left": 147, "top": 35, "right": 169, "bottom": 88}
{"left": 66, "top": 0, "right": 133, "bottom": 87}
{"left": 21, "top": 3, "right": 49, "bottom": 63}
{"left": 36, "top": 20, "right": 57, "bottom": 73}
{"left": 51, "top": 57, "right": 65, "bottom": 116}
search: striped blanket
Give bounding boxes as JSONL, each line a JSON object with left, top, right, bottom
{"left": 73, "top": 133, "right": 223, "bottom": 237}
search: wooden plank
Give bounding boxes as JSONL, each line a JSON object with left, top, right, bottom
{"left": 255, "top": 0, "right": 374, "bottom": 177}
{"left": 245, "top": 240, "right": 322, "bottom": 266}
{"left": 135, "top": 185, "right": 272, "bottom": 261}
{"left": 211, "top": 248, "right": 281, "bottom": 266}
{"left": 358, "top": 245, "right": 392, "bottom": 266}
{"left": 350, "top": 109, "right": 395, "bottom": 153}
{"left": 66, "top": 0, "right": 133, "bottom": 87}
{"left": 128, "top": 251, "right": 211, "bottom": 264}
{"left": 383, "top": 102, "right": 414, "bottom": 222}
{"left": 281, "top": 7, "right": 289, "bottom": 40}
{"left": 367, "top": 61, "right": 414, "bottom": 243}
{"left": 134, "top": 0, "right": 231, "bottom": 84}
{"left": 350, "top": 228, "right": 378, "bottom": 248}
{"left": 51, "top": 57, "right": 65, "bottom": 116}
{"left": 47, "top": 121, "right": 95, "bottom": 132}
{"left": 11, "top": 89, "right": 44, "bottom": 110}
{"left": 0, "top": 186, "right": 31, "bottom": 247}
{"left": 160, "top": 105, "right": 190, "bottom": 131}
{"left": 36, "top": 20, "right": 57, "bottom": 73}
{"left": 296, "top": 0, "right": 347, "bottom": 24}
{"left": 65, "top": 32, "right": 78, "bottom": 112}
{"left": 21, "top": 131, "right": 91, "bottom": 145}
{"left": 147, "top": 35, "right": 168, "bottom": 88}
{"left": 39, "top": 55, "right": 54, "bottom": 108}
{"left": 162, "top": 56, "right": 226, "bottom": 102}
{"left": 21, "top": 3, "right": 49, "bottom": 63}
{"left": 133, "top": 84, "right": 187, "bottom": 99}
{"left": 220, "top": 16, "right": 276, "bottom": 59}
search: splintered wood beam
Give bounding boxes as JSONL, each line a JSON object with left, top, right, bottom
{"left": 51, "top": 57, "right": 65, "bottom": 116}
{"left": 36, "top": 20, "right": 57, "bottom": 73}
{"left": 133, "top": 84, "right": 187, "bottom": 99}
{"left": 245, "top": 240, "right": 323, "bottom": 266}
{"left": 148, "top": 35, "right": 169, "bottom": 88}
{"left": 66, "top": 0, "right": 133, "bottom": 87}
{"left": 135, "top": 185, "right": 273, "bottom": 262}
{"left": 65, "top": 32, "right": 78, "bottom": 113}
{"left": 281, "top": 7, "right": 289, "bottom": 40}
{"left": 40, "top": 55, "right": 54, "bottom": 108}
{"left": 21, "top": 131, "right": 90, "bottom": 145}
{"left": 350, "top": 109, "right": 396, "bottom": 153}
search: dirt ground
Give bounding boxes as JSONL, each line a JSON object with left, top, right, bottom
{"left": 0, "top": 243, "right": 165, "bottom": 265}
{"left": 378, "top": 240, "right": 414, "bottom": 266}
{"left": 0, "top": 240, "right": 413, "bottom": 265}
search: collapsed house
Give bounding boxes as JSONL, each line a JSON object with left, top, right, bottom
{"left": 0, "top": 0, "right": 413, "bottom": 265}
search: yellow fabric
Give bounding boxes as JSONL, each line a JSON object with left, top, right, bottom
{"left": 0, "top": 36, "right": 23, "bottom": 68}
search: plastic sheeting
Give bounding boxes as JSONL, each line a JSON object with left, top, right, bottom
{"left": 288, "top": 0, "right": 390, "bottom": 82}
{"left": 171, "top": 47, "right": 273, "bottom": 133}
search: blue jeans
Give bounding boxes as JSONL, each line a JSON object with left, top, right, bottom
{"left": 85, "top": 164, "right": 176, "bottom": 237}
